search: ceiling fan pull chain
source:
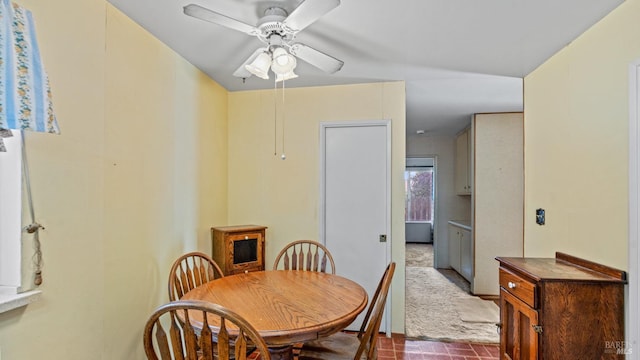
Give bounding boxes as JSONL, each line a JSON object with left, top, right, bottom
{"left": 274, "top": 78, "right": 278, "bottom": 156}
{"left": 281, "top": 79, "right": 286, "bottom": 160}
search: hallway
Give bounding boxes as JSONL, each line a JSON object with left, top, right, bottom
{"left": 405, "top": 243, "right": 500, "bottom": 343}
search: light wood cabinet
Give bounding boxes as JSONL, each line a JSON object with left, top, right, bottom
{"left": 454, "top": 128, "right": 471, "bottom": 195}
{"left": 448, "top": 224, "right": 461, "bottom": 272}
{"left": 211, "top": 225, "right": 266, "bottom": 275}
{"left": 496, "top": 253, "right": 626, "bottom": 360}
{"left": 448, "top": 222, "right": 472, "bottom": 282}
{"left": 459, "top": 227, "right": 472, "bottom": 281}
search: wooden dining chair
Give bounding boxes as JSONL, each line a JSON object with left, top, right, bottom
{"left": 168, "top": 252, "right": 225, "bottom": 301}
{"left": 143, "top": 300, "right": 271, "bottom": 360}
{"left": 273, "top": 240, "right": 336, "bottom": 274}
{"left": 298, "top": 262, "right": 396, "bottom": 360}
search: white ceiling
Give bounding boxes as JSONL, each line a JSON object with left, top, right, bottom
{"left": 107, "top": 0, "right": 623, "bottom": 136}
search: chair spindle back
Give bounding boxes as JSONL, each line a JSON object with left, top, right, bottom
{"left": 143, "top": 300, "right": 271, "bottom": 360}
{"left": 273, "top": 240, "right": 336, "bottom": 274}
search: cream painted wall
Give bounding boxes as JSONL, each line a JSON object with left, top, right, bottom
{"left": 524, "top": 0, "right": 640, "bottom": 269}
{"left": 227, "top": 82, "right": 407, "bottom": 332}
{"left": 0, "top": 0, "right": 106, "bottom": 358}
{"left": 0, "top": 2, "right": 228, "bottom": 359}
{"left": 103, "top": 7, "right": 228, "bottom": 358}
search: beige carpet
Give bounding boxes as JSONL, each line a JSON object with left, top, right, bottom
{"left": 455, "top": 297, "right": 500, "bottom": 323}
{"left": 405, "top": 244, "right": 500, "bottom": 344}
{"left": 406, "top": 243, "right": 433, "bottom": 267}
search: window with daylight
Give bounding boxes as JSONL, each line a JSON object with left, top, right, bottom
{"left": 405, "top": 166, "right": 434, "bottom": 222}
{"left": 0, "top": 130, "right": 22, "bottom": 291}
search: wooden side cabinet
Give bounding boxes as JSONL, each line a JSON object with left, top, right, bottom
{"left": 496, "top": 253, "right": 627, "bottom": 360}
{"left": 211, "top": 225, "right": 267, "bottom": 275}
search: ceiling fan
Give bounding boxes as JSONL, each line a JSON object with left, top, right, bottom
{"left": 183, "top": 0, "right": 344, "bottom": 81}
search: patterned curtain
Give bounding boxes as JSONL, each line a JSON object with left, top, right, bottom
{"left": 0, "top": 0, "right": 59, "bottom": 151}
{"left": 0, "top": 0, "right": 58, "bottom": 286}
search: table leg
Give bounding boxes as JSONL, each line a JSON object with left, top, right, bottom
{"left": 267, "top": 345, "right": 294, "bottom": 360}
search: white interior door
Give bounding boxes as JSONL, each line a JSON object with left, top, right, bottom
{"left": 320, "top": 121, "right": 391, "bottom": 332}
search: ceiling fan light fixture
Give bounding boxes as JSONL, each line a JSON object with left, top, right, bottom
{"left": 270, "top": 47, "right": 297, "bottom": 75}
{"left": 245, "top": 52, "right": 272, "bottom": 79}
{"left": 184, "top": 1, "right": 344, "bottom": 80}
{"left": 272, "top": 47, "right": 290, "bottom": 65}
{"left": 275, "top": 69, "right": 298, "bottom": 82}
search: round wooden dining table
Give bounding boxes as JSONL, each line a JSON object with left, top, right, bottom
{"left": 181, "top": 270, "right": 368, "bottom": 360}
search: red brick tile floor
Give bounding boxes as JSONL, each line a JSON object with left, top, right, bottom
{"left": 249, "top": 333, "right": 499, "bottom": 359}
{"left": 377, "top": 334, "right": 499, "bottom": 360}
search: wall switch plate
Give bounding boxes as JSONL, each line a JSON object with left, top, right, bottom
{"left": 536, "top": 208, "right": 545, "bottom": 225}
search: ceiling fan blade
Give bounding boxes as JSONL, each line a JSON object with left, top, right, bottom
{"left": 232, "top": 48, "right": 269, "bottom": 78}
{"left": 184, "top": 4, "right": 258, "bottom": 35}
{"left": 283, "top": 0, "right": 340, "bottom": 32}
{"left": 289, "top": 43, "right": 344, "bottom": 74}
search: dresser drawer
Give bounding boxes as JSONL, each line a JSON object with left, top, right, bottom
{"left": 499, "top": 268, "right": 536, "bottom": 308}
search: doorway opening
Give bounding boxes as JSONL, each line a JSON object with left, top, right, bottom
{"left": 404, "top": 155, "right": 498, "bottom": 343}
{"left": 404, "top": 158, "right": 436, "bottom": 290}
{"left": 404, "top": 156, "right": 435, "bottom": 272}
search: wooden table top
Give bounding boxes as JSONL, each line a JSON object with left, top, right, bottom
{"left": 181, "top": 270, "right": 368, "bottom": 347}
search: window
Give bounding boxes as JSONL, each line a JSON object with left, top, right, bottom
{"left": 0, "top": 130, "right": 22, "bottom": 291}
{"left": 0, "top": 132, "right": 42, "bottom": 312}
{"left": 405, "top": 166, "right": 434, "bottom": 222}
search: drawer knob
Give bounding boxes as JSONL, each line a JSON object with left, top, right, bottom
{"left": 508, "top": 281, "right": 517, "bottom": 289}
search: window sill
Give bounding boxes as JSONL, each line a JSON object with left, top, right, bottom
{"left": 0, "top": 290, "right": 42, "bottom": 314}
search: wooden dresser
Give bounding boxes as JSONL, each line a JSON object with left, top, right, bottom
{"left": 495, "top": 252, "right": 627, "bottom": 359}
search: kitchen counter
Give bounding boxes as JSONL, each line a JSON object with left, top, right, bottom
{"left": 448, "top": 220, "right": 471, "bottom": 231}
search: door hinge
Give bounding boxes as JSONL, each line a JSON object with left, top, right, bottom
{"left": 532, "top": 325, "right": 543, "bottom": 334}
{"left": 379, "top": 234, "right": 387, "bottom": 242}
